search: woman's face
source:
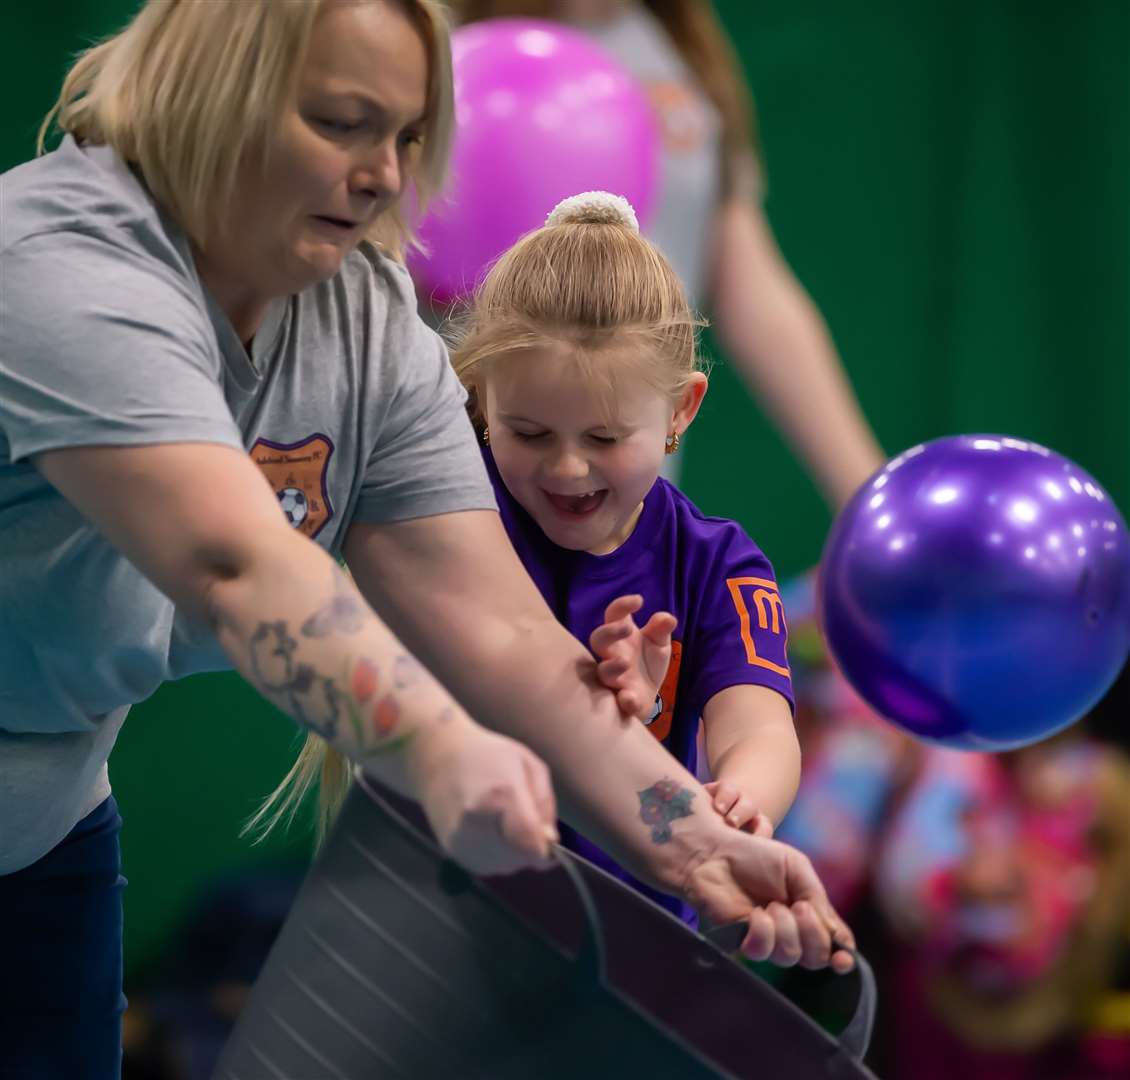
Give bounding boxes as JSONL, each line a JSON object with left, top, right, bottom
{"left": 213, "top": 1, "right": 428, "bottom": 326}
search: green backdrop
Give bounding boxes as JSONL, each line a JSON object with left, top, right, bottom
{"left": 4, "top": 1, "right": 1127, "bottom": 979}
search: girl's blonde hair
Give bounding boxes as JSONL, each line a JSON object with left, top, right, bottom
{"left": 449, "top": 205, "right": 706, "bottom": 418}
{"left": 39, "top": 0, "right": 455, "bottom": 256}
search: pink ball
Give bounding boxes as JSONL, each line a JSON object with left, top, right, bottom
{"left": 409, "top": 19, "right": 660, "bottom": 304}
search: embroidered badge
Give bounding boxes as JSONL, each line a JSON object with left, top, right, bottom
{"left": 250, "top": 434, "right": 335, "bottom": 539}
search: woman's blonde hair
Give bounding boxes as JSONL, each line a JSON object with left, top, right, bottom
{"left": 39, "top": 0, "right": 455, "bottom": 256}
{"left": 449, "top": 204, "right": 706, "bottom": 418}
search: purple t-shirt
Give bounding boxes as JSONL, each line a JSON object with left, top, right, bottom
{"left": 485, "top": 450, "right": 793, "bottom": 923}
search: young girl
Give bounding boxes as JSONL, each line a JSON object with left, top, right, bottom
{"left": 446, "top": 190, "right": 801, "bottom": 924}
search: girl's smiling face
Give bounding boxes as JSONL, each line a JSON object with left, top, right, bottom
{"left": 482, "top": 340, "right": 706, "bottom": 554}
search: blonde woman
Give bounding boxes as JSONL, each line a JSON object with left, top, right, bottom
{"left": 453, "top": 0, "right": 884, "bottom": 507}
{"left": 1, "top": 2, "right": 852, "bottom": 1073}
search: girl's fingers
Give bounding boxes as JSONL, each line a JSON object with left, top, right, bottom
{"left": 747, "top": 812, "right": 774, "bottom": 838}
{"left": 603, "top": 594, "right": 643, "bottom": 622}
{"left": 596, "top": 652, "right": 630, "bottom": 672}
{"left": 617, "top": 688, "right": 642, "bottom": 716}
{"left": 728, "top": 797, "right": 759, "bottom": 829}
{"left": 640, "top": 610, "right": 677, "bottom": 644}
{"left": 589, "top": 619, "right": 632, "bottom": 656}
{"left": 710, "top": 782, "right": 738, "bottom": 816}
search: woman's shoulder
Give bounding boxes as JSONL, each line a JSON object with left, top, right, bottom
{"left": 3, "top": 137, "right": 198, "bottom": 306}
{"left": 5, "top": 138, "right": 176, "bottom": 253}
{"left": 331, "top": 241, "right": 431, "bottom": 340}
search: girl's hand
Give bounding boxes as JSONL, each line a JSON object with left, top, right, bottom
{"left": 704, "top": 780, "right": 774, "bottom": 837}
{"left": 408, "top": 719, "right": 559, "bottom": 876}
{"left": 588, "top": 594, "right": 677, "bottom": 721}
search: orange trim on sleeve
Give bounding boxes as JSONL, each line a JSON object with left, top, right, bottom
{"left": 725, "top": 576, "right": 790, "bottom": 677}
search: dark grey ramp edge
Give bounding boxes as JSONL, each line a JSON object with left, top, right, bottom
{"left": 214, "top": 778, "right": 879, "bottom": 1080}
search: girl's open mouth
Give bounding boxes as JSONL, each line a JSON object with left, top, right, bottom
{"left": 543, "top": 489, "right": 607, "bottom": 517}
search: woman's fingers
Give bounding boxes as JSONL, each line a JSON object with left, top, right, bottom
{"left": 523, "top": 752, "right": 559, "bottom": 844}
{"left": 766, "top": 902, "right": 803, "bottom": 966}
{"left": 692, "top": 834, "right": 857, "bottom": 972}
{"left": 739, "top": 906, "right": 776, "bottom": 962}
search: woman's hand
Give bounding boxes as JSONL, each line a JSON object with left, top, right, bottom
{"left": 704, "top": 779, "right": 774, "bottom": 837}
{"left": 685, "top": 831, "right": 856, "bottom": 973}
{"left": 406, "top": 717, "right": 559, "bottom": 876}
{"left": 588, "top": 594, "right": 676, "bottom": 721}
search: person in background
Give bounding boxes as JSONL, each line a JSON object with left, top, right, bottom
{"left": 452, "top": 0, "right": 885, "bottom": 508}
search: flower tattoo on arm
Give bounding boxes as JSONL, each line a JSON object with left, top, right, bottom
{"left": 638, "top": 778, "right": 694, "bottom": 843}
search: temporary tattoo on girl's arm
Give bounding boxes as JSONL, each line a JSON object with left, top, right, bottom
{"left": 638, "top": 778, "right": 694, "bottom": 844}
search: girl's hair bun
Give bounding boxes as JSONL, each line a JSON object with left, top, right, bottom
{"left": 545, "top": 191, "right": 640, "bottom": 233}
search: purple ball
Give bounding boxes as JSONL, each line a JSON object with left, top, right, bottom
{"left": 408, "top": 18, "right": 660, "bottom": 304}
{"left": 818, "top": 435, "right": 1130, "bottom": 750}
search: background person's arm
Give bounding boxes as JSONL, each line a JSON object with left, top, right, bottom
{"left": 343, "top": 509, "right": 856, "bottom": 969}
{"left": 708, "top": 198, "right": 885, "bottom": 509}
{"left": 33, "top": 442, "right": 557, "bottom": 875}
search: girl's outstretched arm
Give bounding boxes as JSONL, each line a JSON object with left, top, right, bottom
{"left": 702, "top": 684, "right": 801, "bottom": 835}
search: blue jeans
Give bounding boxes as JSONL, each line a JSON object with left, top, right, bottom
{"left": 0, "top": 797, "right": 126, "bottom": 1079}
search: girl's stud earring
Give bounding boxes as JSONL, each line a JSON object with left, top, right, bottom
{"left": 481, "top": 427, "right": 490, "bottom": 445}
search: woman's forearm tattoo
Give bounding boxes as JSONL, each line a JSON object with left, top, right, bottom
{"left": 245, "top": 567, "right": 436, "bottom": 756}
{"left": 301, "top": 564, "right": 367, "bottom": 637}
{"left": 248, "top": 620, "right": 346, "bottom": 739}
{"left": 638, "top": 778, "right": 694, "bottom": 843}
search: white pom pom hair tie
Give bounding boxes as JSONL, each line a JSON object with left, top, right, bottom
{"left": 545, "top": 191, "right": 640, "bottom": 233}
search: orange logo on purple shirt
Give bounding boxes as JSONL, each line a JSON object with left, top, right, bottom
{"left": 250, "top": 434, "right": 334, "bottom": 540}
{"left": 643, "top": 639, "right": 683, "bottom": 743}
{"left": 725, "top": 577, "right": 790, "bottom": 677}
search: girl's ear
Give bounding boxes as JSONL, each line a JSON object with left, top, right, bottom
{"left": 671, "top": 372, "right": 708, "bottom": 435}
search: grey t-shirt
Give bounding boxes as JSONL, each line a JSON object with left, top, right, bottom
{"left": 581, "top": 4, "right": 724, "bottom": 309}
{"left": 0, "top": 137, "right": 495, "bottom": 872}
